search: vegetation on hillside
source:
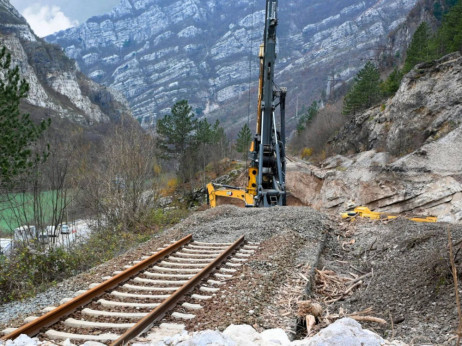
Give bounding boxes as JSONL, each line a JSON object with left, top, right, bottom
{"left": 297, "top": 101, "right": 319, "bottom": 133}
{"left": 291, "top": 0, "right": 462, "bottom": 160}
{"left": 0, "top": 54, "right": 223, "bottom": 302}
{"left": 156, "top": 100, "right": 230, "bottom": 185}
{"left": 0, "top": 113, "right": 196, "bottom": 302}
{"left": 0, "top": 46, "right": 50, "bottom": 185}
{"left": 342, "top": 62, "right": 382, "bottom": 116}
{"left": 382, "top": 0, "right": 462, "bottom": 95}
{"left": 235, "top": 123, "right": 252, "bottom": 161}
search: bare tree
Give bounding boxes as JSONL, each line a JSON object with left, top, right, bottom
{"left": 290, "top": 100, "right": 345, "bottom": 160}
{"left": 1, "top": 129, "right": 83, "bottom": 248}
{"left": 80, "top": 117, "right": 159, "bottom": 231}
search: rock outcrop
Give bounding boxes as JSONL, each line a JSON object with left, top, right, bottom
{"left": 287, "top": 52, "right": 462, "bottom": 223}
{"left": 45, "top": 0, "right": 418, "bottom": 129}
{"left": 0, "top": 0, "right": 130, "bottom": 126}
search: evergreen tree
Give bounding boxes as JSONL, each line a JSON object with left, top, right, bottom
{"left": 433, "top": 1, "right": 462, "bottom": 55}
{"left": 210, "top": 120, "right": 224, "bottom": 145}
{"left": 297, "top": 101, "right": 319, "bottom": 133}
{"left": 0, "top": 46, "right": 50, "bottom": 185}
{"left": 235, "top": 123, "right": 252, "bottom": 161}
{"left": 343, "top": 62, "right": 381, "bottom": 115}
{"left": 380, "top": 68, "right": 403, "bottom": 97}
{"left": 157, "top": 100, "right": 197, "bottom": 160}
{"left": 403, "top": 23, "right": 432, "bottom": 74}
{"left": 196, "top": 118, "right": 213, "bottom": 146}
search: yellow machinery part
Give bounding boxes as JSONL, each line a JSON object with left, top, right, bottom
{"left": 341, "top": 206, "right": 437, "bottom": 223}
{"left": 246, "top": 167, "right": 258, "bottom": 197}
{"left": 207, "top": 183, "right": 255, "bottom": 208}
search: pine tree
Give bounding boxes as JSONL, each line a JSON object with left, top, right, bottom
{"left": 434, "top": 1, "right": 462, "bottom": 55}
{"left": 0, "top": 46, "right": 50, "bottom": 185}
{"left": 380, "top": 68, "right": 403, "bottom": 97}
{"left": 156, "top": 100, "right": 197, "bottom": 160}
{"left": 343, "top": 62, "right": 381, "bottom": 115}
{"left": 235, "top": 123, "right": 252, "bottom": 161}
{"left": 196, "top": 119, "right": 213, "bottom": 145}
{"left": 156, "top": 100, "right": 198, "bottom": 181}
{"left": 297, "top": 101, "right": 319, "bottom": 133}
{"left": 403, "top": 23, "right": 432, "bottom": 74}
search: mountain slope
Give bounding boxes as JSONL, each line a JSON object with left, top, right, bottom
{"left": 46, "top": 0, "right": 418, "bottom": 130}
{"left": 0, "top": 0, "right": 130, "bottom": 126}
{"left": 287, "top": 51, "right": 462, "bottom": 223}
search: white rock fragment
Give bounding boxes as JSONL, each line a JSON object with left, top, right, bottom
{"left": 261, "top": 329, "right": 291, "bottom": 345}
{"left": 134, "top": 323, "right": 187, "bottom": 345}
{"left": 292, "top": 318, "right": 384, "bottom": 345}
{"left": 4, "top": 334, "right": 40, "bottom": 346}
{"left": 223, "top": 324, "right": 262, "bottom": 344}
{"left": 129, "top": 319, "right": 400, "bottom": 346}
{"left": 184, "top": 330, "right": 235, "bottom": 345}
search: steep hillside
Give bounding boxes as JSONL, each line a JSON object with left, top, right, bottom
{"left": 385, "top": 0, "right": 457, "bottom": 62}
{"left": 46, "top": 0, "right": 418, "bottom": 130}
{"left": 287, "top": 52, "right": 462, "bottom": 223}
{"left": 0, "top": 0, "right": 130, "bottom": 127}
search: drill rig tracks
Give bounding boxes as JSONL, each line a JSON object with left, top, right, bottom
{"left": 1, "top": 234, "right": 258, "bottom": 345}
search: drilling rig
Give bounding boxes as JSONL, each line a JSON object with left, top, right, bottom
{"left": 207, "top": 0, "right": 287, "bottom": 207}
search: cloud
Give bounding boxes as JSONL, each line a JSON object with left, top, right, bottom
{"left": 22, "top": 5, "right": 79, "bottom": 37}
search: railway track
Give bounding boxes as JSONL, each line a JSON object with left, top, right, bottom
{"left": 1, "top": 234, "right": 258, "bottom": 345}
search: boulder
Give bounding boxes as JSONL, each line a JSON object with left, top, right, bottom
{"left": 260, "top": 329, "right": 291, "bottom": 345}
{"left": 177, "top": 330, "right": 235, "bottom": 346}
{"left": 223, "top": 324, "right": 262, "bottom": 345}
{"left": 292, "top": 318, "right": 384, "bottom": 346}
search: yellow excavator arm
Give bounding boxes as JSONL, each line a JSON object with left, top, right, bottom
{"left": 341, "top": 206, "right": 437, "bottom": 223}
{"left": 206, "top": 183, "right": 256, "bottom": 208}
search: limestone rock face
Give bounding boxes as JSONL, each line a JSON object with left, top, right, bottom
{"left": 0, "top": 0, "right": 130, "bottom": 126}
{"left": 330, "top": 52, "right": 462, "bottom": 157}
{"left": 287, "top": 52, "right": 462, "bottom": 223}
{"left": 46, "top": 0, "right": 418, "bottom": 128}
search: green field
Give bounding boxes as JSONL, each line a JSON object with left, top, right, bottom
{"left": 0, "top": 191, "right": 67, "bottom": 234}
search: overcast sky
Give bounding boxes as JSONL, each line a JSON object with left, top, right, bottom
{"left": 10, "top": 0, "right": 120, "bottom": 37}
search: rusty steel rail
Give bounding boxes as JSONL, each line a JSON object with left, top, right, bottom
{"left": 111, "top": 235, "right": 245, "bottom": 346}
{"left": 1, "top": 234, "right": 193, "bottom": 342}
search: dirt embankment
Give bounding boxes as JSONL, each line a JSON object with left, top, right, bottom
{"left": 309, "top": 217, "right": 462, "bottom": 344}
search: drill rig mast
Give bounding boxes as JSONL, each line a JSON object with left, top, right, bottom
{"left": 207, "top": 0, "right": 287, "bottom": 207}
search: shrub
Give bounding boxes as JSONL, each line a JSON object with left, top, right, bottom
{"left": 300, "top": 148, "right": 313, "bottom": 160}
{"left": 0, "top": 205, "right": 189, "bottom": 303}
{"left": 290, "top": 100, "right": 345, "bottom": 160}
{"left": 161, "top": 177, "right": 179, "bottom": 196}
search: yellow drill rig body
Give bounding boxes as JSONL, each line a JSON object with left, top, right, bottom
{"left": 207, "top": 0, "right": 287, "bottom": 208}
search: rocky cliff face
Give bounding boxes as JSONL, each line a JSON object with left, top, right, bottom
{"left": 46, "top": 0, "right": 418, "bottom": 129}
{"left": 0, "top": 0, "right": 130, "bottom": 126}
{"left": 385, "top": 0, "right": 455, "bottom": 64}
{"left": 287, "top": 52, "right": 462, "bottom": 223}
